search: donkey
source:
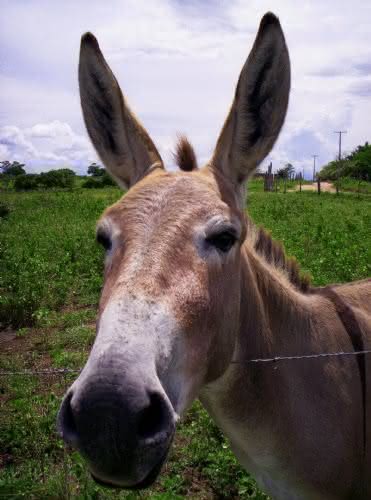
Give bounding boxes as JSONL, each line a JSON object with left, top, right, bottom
{"left": 58, "top": 13, "right": 371, "bottom": 499}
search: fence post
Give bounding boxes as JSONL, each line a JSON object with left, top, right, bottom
{"left": 317, "top": 178, "right": 321, "bottom": 195}
{"left": 299, "top": 174, "right": 302, "bottom": 193}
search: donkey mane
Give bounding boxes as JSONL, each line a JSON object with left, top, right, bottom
{"left": 252, "top": 226, "right": 311, "bottom": 292}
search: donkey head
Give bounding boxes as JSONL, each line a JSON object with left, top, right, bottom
{"left": 58, "top": 12, "right": 290, "bottom": 488}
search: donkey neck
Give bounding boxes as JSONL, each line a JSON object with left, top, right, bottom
{"left": 199, "top": 244, "right": 322, "bottom": 497}
{"left": 237, "top": 243, "right": 313, "bottom": 362}
{"left": 201, "top": 241, "right": 316, "bottom": 415}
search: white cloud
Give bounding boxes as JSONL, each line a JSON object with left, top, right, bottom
{"left": 0, "top": 121, "right": 96, "bottom": 173}
{"left": 25, "top": 121, "right": 75, "bottom": 139}
{"left": 0, "top": 0, "right": 370, "bottom": 175}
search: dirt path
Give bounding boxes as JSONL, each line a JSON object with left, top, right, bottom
{"left": 291, "top": 182, "right": 336, "bottom": 193}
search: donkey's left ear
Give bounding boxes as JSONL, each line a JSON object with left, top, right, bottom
{"left": 210, "top": 13, "right": 290, "bottom": 188}
{"left": 79, "top": 33, "right": 164, "bottom": 189}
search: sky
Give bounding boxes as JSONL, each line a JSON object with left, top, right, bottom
{"left": 1, "top": 0, "right": 370, "bottom": 178}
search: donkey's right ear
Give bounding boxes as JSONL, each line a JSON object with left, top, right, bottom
{"left": 79, "top": 33, "right": 163, "bottom": 189}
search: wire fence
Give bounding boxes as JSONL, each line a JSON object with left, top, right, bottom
{"left": 1, "top": 348, "right": 370, "bottom": 498}
{"left": 1, "top": 348, "right": 371, "bottom": 377}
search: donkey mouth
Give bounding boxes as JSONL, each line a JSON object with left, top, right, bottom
{"left": 90, "top": 441, "right": 172, "bottom": 490}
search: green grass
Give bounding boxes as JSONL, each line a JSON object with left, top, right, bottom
{"left": 0, "top": 189, "right": 120, "bottom": 328}
{"left": 337, "top": 177, "right": 371, "bottom": 194}
{"left": 1, "top": 186, "right": 370, "bottom": 498}
{"left": 247, "top": 191, "right": 370, "bottom": 285}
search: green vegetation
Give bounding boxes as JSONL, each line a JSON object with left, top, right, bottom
{"left": 1, "top": 186, "right": 370, "bottom": 498}
{"left": 0, "top": 190, "right": 119, "bottom": 328}
{"left": 14, "top": 169, "right": 76, "bottom": 191}
{"left": 318, "top": 141, "right": 371, "bottom": 181}
{"left": 0, "top": 161, "right": 116, "bottom": 192}
{"left": 337, "top": 177, "right": 371, "bottom": 194}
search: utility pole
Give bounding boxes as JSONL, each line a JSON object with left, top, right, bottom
{"left": 334, "top": 131, "right": 347, "bottom": 194}
{"left": 312, "top": 155, "right": 318, "bottom": 182}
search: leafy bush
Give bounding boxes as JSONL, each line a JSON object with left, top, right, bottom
{"left": 0, "top": 201, "right": 10, "bottom": 217}
{"left": 82, "top": 172, "right": 116, "bottom": 188}
{"left": 81, "top": 177, "right": 102, "bottom": 189}
{"left": 38, "top": 169, "right": 75, "bottom": 189}
{"left": 337, "top": 177, "right": 371, "bottom": 194}
{"left": 14, "top": 174, "right": 39, "bottom": 191}
{"left": 13, "top": 169, "right": 76, "bottom": 191}
{"left": 319, "top": 142, "right": 371, "bottom": 181}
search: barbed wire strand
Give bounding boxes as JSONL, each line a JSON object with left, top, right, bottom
{"left": 231, "top": 349, "right": 371, "bottom": 364}
{"left": 0, "top": 368, "right": 80, "bottom": 376}
{"left": 1, "top": 349, "right": 371, "bottom": 376}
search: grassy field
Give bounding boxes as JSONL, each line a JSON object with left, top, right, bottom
{"left": 0, "top": 185, "right": 370, "bottom": 498}
{"left": 337, "top": 177, "right": 371, "bottom": 194}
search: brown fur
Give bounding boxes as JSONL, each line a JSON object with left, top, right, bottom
{"left": 174, "top": 135, "right": 198, "bottom": 171}
{"left": 67, "top": 13, "right": 371, "bottom": 498}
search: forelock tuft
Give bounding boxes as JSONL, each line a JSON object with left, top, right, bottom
{"left": 174, "top": 135, "right": 198, "bottom": 171}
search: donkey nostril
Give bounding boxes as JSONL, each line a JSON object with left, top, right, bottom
{"left": 137, "top": 392, "right": 168, "bottom": 441}
{"left": 58, "top": 391, "right": 78, "bottom": 446}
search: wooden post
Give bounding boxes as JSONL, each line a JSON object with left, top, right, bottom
{"left": 264, "top": 162, "right": 273, "bottom": 192}
{"left": 317, "top": 177, "right": 321, "bottom": 195}
{"left": 299, "top": 173, "right": 302, "bottom": 193}
{"left": 284, "top": 177, "right": 287, "bottom": 194}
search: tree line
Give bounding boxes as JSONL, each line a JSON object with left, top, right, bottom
{"left": 0, "top": 161, "right": 115, "bottom": 190}
{"left": 318, "top": 142, "right": 370, "bottom": 181}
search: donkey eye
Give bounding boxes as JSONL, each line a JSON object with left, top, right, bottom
{"left": 96, "top": 231, "right": 112, "bottom": 251}
{"left": 206, "top": 231, "right": 237, "bottom": 253}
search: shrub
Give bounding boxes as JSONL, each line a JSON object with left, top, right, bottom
{"left": 0, "top": 201, "right": 10, "bottom": 217}
{"left": 14, "top": 174, "right": 39, "bottom": 191}
{"left": 81, "top": 178, "right": 103, "bottom": 189}
{"left": 38, "top": 169, "right": 75, "bottom": 189}
{"left": 82, "top": 172, "right": 115, "bottom": 188}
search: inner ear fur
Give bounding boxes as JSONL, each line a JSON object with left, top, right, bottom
{"left": 79, "top": 33, "right": 163, "bottom": 189}
{"left": 211, "top": 12, "right": 290, "bottom": 186}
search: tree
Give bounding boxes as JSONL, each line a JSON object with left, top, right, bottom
{"left": 0, "top": 161, "right": 26, "bottom": 176}
{"left": 38, "top": 169, "right": 75, "bottom": 189}
{"left": 87, "top": 162, "right": 105, "bottom": 177}
{"left": 285, "top": 163, "right": 295, "bottom": 180}
{"left": 319, "top": 142, "right": 371, "bottom": 181}
{"left": 276, "top": 164, "right": 295, "bottom": 179}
